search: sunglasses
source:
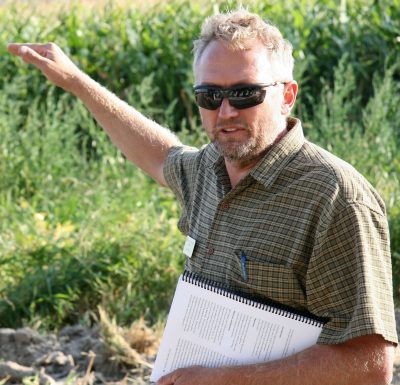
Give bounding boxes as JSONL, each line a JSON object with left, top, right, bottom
{"left": 193, "top": 82, "right": 284, "bottom": 110}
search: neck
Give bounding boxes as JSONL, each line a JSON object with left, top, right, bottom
{"left": 225, "top": 157, "right": 260, "bottom": 188}
{"left": 224, "top": 126, "right": 288, "bottom": 188}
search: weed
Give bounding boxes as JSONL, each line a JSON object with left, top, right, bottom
{"left": 0, "top": 0, "right": 399, "bottom": 329}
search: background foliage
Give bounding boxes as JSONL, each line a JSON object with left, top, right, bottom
{"left": 0, "top": 0, "right": 399, "bottom": 330}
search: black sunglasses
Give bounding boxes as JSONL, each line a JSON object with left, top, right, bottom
{"left": 193, "top": 82, "right": 284, "bottom": 110}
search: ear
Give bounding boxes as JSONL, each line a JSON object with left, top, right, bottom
{"left": 281, "top": 81, "right": 298, "bottom": 116}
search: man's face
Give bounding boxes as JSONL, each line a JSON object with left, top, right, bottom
{"left": 194, "top": 40, "right": 287, "bottom": 165}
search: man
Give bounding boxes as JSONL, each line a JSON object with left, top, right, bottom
{"left": 8, "top": 8, "right": 397, "bottom": 385}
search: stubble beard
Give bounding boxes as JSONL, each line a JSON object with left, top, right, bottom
{"left": 213, "top": 115, "right": 287, "bottom": 166}
{"left": 213, "top": 136, "right": 258, "bottom": 163}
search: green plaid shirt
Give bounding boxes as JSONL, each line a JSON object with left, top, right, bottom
{"left": 164, "top": 118, "right": 398, "bottom": 345}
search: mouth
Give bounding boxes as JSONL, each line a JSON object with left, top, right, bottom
{"left": 222, "top": 128, "right": 240, "bottom": 132}
{"left": 218, "top": 126, "right": 247, "bottom": 134}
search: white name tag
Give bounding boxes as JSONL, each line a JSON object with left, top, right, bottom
{"left": 183, "top": 236, "right": 196, "bottom": 258}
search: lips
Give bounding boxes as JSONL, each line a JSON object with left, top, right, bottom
{"left": 222, "top": 128, "right": 240, "bottom": 132}
{"left": 218, "top": 125, "right": 247, "bottom": 134}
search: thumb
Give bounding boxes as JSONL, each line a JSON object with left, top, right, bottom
{"left": 18, "top": 45, "right": 51, "bottom": 69}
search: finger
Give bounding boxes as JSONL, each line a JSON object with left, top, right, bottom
{"left": 15, "top": 45, "right": 52, "bottom": 69}
{"left": 7, "top": 43, "right": 20, "bottom": 55}
{"left": 7, "top": 43, "right": 51, "bottom": 58}
{"left": 157, "top": 373, "right": 175, "bottom": 385}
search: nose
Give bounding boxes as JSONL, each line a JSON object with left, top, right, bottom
{"left": 218, "top": 97, "right": 240, "bottom": 119}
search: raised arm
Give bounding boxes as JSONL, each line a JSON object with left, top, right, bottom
{"left": 7, "top": 42, "right": 181, "bottom": 186}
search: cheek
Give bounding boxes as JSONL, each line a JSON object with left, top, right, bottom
{"left": 250, "top": 103, "right": 279, "bottom": 123}
{"left": 241, "top": 108, "right": 267, "bottom": 127}
{"left": 200, "top": 109, "right": 217, "bottom": 131}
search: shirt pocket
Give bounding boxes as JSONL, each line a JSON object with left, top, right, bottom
{"left": 229, "top": 257, "right": 307, "bottom": 310}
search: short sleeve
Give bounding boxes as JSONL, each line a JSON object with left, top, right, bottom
{"left": 307, "top": 202, "right": 398, "bottom": 345}
{"left": 163, "top": 145, "right": 201, "bottom": 235}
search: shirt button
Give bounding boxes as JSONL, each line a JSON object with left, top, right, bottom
{"left": 207, "top": 248, "right": 215, "bottom": 256}
{"left": 222, "top": 203, "right": 230, "bottom": 210}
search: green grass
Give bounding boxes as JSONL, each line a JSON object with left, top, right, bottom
{"left": 0, "top": 154, "right": 185, "bottom": 328}
{"left": 0, "top": 90, "right": 185, "bottom": 328}
{"left": 0, "top": 0, "right": 399, "bottom": 329}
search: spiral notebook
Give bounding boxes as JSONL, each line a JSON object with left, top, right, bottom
{"left": 150, "top": 271, "right": 324, "bottom": 382}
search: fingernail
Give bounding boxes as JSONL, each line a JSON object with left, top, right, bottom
{"left": 19, "top": 46, "right": 28, "bottom": 55}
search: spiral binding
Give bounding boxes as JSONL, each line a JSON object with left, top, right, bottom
{"left": 182, "top": 270, "right": 324, "bottom": 327}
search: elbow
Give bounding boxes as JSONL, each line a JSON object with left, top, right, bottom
{"left": 379, "top": 365, "right": 393, "bottom": 385}
{"left": 373, "top": 344, "right": 395, "bottom": 385}
{"left": 347, "top": 336, "right": 396, "bottom": 385}
{"left": 382, "top": 362, "right": 394, "bottom": 385}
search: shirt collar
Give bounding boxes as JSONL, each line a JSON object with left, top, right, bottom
{"left": 208, "top": 117, "right": 305, "bottom": 188}
{"left": 250, "top": 117, "right": 304, "bottom": 187}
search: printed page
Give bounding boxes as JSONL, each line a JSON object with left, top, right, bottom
{"left": 150, "top": 275, "right": 322, "bottom": 382}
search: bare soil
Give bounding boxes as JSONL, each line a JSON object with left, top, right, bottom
{"left": 0, "top": 323, "right": 156, "bottom": 385}
{"left": 1, "top": 311, "right": 400, "bottom": 385}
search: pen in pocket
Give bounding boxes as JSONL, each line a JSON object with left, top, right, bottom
{"left": 241, "top": 251, "right": 248, "bottom": 282}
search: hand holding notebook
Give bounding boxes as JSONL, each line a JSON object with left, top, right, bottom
{"left": 150, "top": 271, "right": 324, "bottom": 382}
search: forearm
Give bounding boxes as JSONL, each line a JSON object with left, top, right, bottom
{"left": 226, "top": 342, "right": 392, "bottom": 385}
{"left": 7, "top": 42, "right": 181, "bottom": 185}
{"left": 71, "top": 72, "right": 181, "bottom": 185}
{"left": 158, "top": 335, "right": 394, "bottom": 385}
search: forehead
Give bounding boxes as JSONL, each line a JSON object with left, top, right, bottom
{"left": 194, "top": 40, "right": 272, "bottom": 85}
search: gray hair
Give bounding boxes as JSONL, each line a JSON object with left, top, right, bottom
{"left": 193, "top": 9, "right": 294, "bottom": 82}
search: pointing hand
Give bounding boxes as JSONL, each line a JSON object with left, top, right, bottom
{"left": 7, "top": 42, "right": 83, "bottom": 93}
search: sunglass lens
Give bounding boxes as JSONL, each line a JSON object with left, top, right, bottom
{"left": 195, "top": 91, "right": 221, "bottom": 110}
{"left": 194, "top": 86, "right": 267, "bottom": 110}
{"left": 229, "top": 87, "right": 266, "bottom": 109}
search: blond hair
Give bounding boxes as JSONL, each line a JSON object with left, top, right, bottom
{"left": 193, "top": 9, "right": 294, "bottom": 82}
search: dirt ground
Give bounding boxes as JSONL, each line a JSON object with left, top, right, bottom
{"left": 0, "top": 316, "right": 158, "bottom": 385}
{"left": 1, "top": 311, "right": 400, "bottom": 385}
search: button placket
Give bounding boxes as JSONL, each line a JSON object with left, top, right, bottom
{"left": 206, "top": 199, "right": 234, "bottom": 259}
